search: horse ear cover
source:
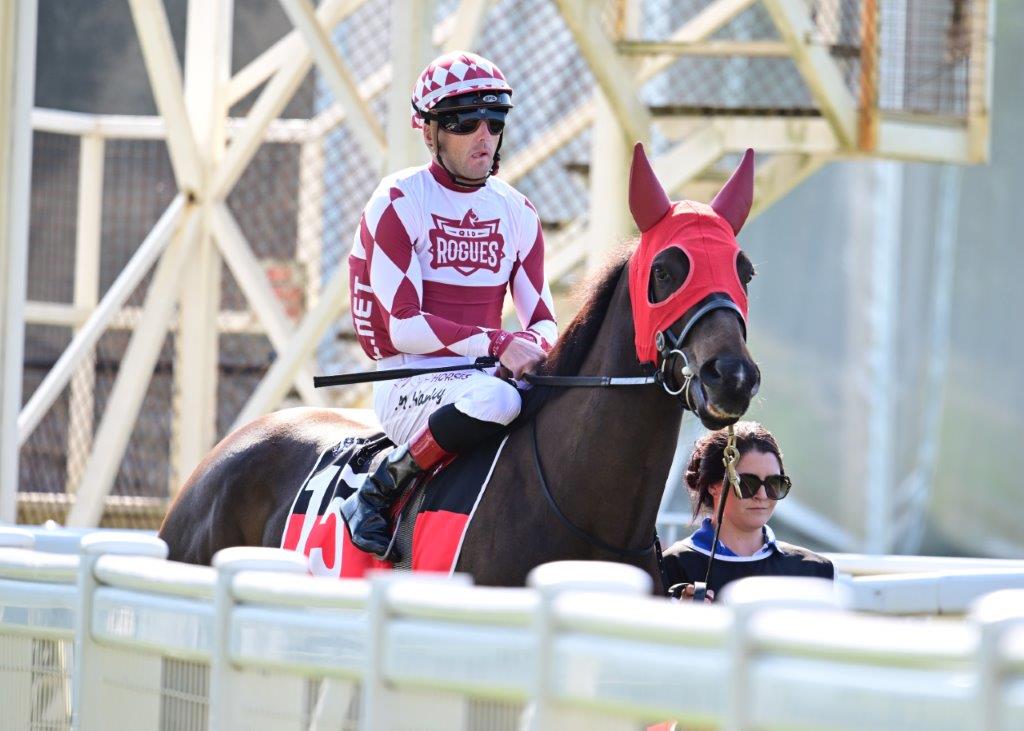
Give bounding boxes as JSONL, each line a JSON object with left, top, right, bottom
{"left": 710, "top": 148, "right": 755, "bottom": 235}
{"left": 629, "top": 143, "right": 671, "bottom": 232}
{"left": 626, "top": 143, "right": 753, "bottom": 365}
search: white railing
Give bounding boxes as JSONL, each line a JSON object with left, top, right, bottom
{"left": 3, "top": 527, "right": 1024, "bottom": 731}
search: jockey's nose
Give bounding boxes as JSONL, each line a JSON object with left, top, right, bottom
{"left": 700, "top": 356, "right": 758, "bottom": 397}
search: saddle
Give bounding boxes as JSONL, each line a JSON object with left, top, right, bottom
{"left": 281, "top": 432, "right": 508, "bottom": 578}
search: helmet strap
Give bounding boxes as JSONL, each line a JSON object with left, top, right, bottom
{"left": 489, "top": 132, "right": 503, "bottom": 176}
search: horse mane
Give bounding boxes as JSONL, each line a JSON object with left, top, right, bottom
{"left": 514, "top": 244, "right": 633, "bottom": 424}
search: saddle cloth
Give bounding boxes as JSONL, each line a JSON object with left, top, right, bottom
{"left": 280, "top": 432, "right": 508, "bottom": 578}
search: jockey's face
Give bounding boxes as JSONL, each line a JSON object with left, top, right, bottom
{"left": 424, "top": 114, "right": 501, "bottom": 181}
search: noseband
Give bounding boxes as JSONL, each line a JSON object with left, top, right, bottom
{"left": 654, "top": 294, "right": 747, "bottom": 409}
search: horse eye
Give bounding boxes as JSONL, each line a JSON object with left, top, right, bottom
{"left": 653, "top": 265, "right": 669, "bottom": 281}
{"left": 737, "top": 254, "right": 756, "bottom": 285}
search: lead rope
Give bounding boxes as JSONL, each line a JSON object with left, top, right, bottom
{"left": 694, "top": 425, "right": 739, "bottom": 601}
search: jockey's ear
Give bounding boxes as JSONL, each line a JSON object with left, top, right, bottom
{"left": 422, "top": 121, "right": 437, "bottom": 156}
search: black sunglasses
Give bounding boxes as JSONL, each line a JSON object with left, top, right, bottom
{"left": 734, "top": 473, "right": 791, "bottom": 500}
{"left": 436, "top": 109, "right": 506, "bottom": 136}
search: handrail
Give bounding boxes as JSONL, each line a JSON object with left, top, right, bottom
{"left": 828, "top": 553, "right": 1024, "bottom": 576}
{"left": 0, "top": 547, "right": 78, "bottom": 582}
{"left": 31, "top": 107, "right": 311, "bottom": 143}
{"left": 748, "top": 607, "right": 978, "bottom": 666}
{"left": 93, "top": 554, "right": 215, "bottom": 600}
{"left": 552, "top": 590, "right": 731, "bottom": 643}
{"left": 385, "top": 582, "right": 538, "bottom": 626}
{"left": 231, "top": 570, "right": 369, "bottom": 608}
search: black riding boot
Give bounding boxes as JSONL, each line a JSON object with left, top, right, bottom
{"left": 340, "top": 445, "right": 422, "bottom": 559}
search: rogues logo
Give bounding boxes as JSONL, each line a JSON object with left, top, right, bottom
{"left": 429, "top": 210, "right": 504, "bottom": 276}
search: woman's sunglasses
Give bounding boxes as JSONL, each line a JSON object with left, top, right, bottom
{"left": 436, "top": 109, "right": 507, "bottom": 136}
{"left": 735, "top": 473, "right": 791, "bottom": 500}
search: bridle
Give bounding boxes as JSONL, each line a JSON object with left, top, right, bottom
{"left": 522, "top": 292, "right": 747, "bottom": 564}
{"left": 524, "top": 293, "right": 745, "bottom": 400}
{"left": 654, "top": 294, "right": 746, "bottom": 409}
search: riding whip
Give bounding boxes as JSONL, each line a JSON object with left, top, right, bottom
{"left": 314, "top": 357, "right": 498, "bottom": 388}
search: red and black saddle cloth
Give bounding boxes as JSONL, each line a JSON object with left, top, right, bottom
{"left": 281, "top": 433, "right": 508, "bottom": 578}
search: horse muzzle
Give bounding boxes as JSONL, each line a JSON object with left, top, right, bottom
{"left": 685, "top": 356, "right": 760, "bottom": 429}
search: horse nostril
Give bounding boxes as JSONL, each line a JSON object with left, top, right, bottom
{"left": 700, "top": 359, "right": 725, "bottom": 387}
{"left": 701, "top": 357, "right": 752, "bottom": 392}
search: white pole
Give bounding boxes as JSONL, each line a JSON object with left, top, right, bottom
{"left": 857, "top": 2, "right": 906, "bottom": 553}
{"left": 526, "top": 561, "right": 650, "bottom": 730}
{"left": 210, "top": 203, "right": 325, "bottom": 406}
{"left": 227, "top": 0, "right": 364, "bottom": 107}
{"left": 126, "top": 0, "right": 203, "bottom": 194}
{"left": 231, "top": 259, "right": 350, "bottom": 429}
{"left": 585, "top": 2, "right": 635, "bottom": 274}
{"left": 72, "top": 533, "right": 169, "bottom": 730}
{"left": 172, "top": 0, "right": 233, "bottom": 492}
{"left": 67, "top": 212, "right": 200, "bottom": 527}
{"left": 387, "top": 0, "right": 435, "bottom": 172}
{"left": 208, "top": 547, "right": 308, "bottom": 731}
{"left": 278, "top": 0, "right": 387, "bottom": 171}
{"left": 211, "top": 0, "right": 357, "bottom": 206}
{"left": 586, "top": 97, "right": 630, "bottom": 272}
{"left": 17, "top": 195, "right": 186, "bottom": 446}
{"left": 442, "top": 0, "right": 491, "bottom": 53}
{"left": 893, "top": 165, "right": 961, "bottom": 552}
{"left": 863, "top": 160, "right": 901, "bottom": 554}
{"left": 66, "top": 135, "right": 105, "bottom": 497}
{"left": 297, "top": 136, "right": 325, "bottom": 313}
{"left": 0, "top": 0, "right": 38, "bottom": 522}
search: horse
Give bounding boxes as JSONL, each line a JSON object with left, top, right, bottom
{"left": 159, "top": 144, "right": 762, "bottom": 592}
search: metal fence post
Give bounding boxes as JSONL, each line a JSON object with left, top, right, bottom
{"left": 362, "top": 571, "right": 473, "bottom": 731}
{"left": 971, "top": 589, "right": 1024, "bottom": 731}
{"left": 209, "top": 546, "right": 308, "bottom": 731}
{"left": 527, "top": 561, "right": 652, "bottom": 730}
{"left": 0, "top": 0, "right": 38, "bottom": 523}
{"left": 72, "top": 532, "right": 168, "bottom": 731}
{"left": 721, "top": 576, "right": 845, "bottom": 731}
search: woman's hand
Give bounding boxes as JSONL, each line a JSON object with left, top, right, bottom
{"left": 672, "top": 583, "right": 715, "bottom": 603}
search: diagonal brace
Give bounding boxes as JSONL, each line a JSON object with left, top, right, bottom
{"left": 278, "top": 0, "right": 387, "bottom": 171}
{"left": 211, "top": 203, "right": 326, "bottom": 406}
{"left": 553, "top": 0, "right": 652, "bottom": 145}
{"left": 762, "top": 0, "right": 857, "bottom": 148}
{"left": 127, "top": 0, "right": 203, "bottom": 194}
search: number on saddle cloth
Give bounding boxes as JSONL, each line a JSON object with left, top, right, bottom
{"left": 279, "top": 434, "right": 392, "bottom": 577}
{"left": 282, "top": 430, "right": 509, "bottom": 578}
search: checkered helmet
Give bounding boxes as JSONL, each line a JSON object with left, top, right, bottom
{"left": 411, "top": 51, "right": 513, "bottom": 129}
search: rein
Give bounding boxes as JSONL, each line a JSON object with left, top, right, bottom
{"left": 530, "top": 419, "right": 656, "bottom": 560}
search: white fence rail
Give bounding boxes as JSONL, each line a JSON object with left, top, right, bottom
{"left": 3, "top": 527, "right": 1024, "bottom": 731}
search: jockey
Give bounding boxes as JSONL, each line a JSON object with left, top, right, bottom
{"left": 343, "top": 51, "right": 557, "bottom": 559}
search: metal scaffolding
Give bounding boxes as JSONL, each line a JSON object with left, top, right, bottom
{"left": 0, "top": 0, "right": 997, "bottom": 551}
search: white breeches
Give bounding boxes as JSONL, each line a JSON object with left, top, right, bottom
{"left": 373, "top": 357, "right": 523, "bottom": 445}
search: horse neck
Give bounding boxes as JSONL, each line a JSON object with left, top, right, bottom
{"left": 537, "top": 270, "right": 683, "bottom": 554}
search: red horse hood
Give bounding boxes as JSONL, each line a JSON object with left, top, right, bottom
{"left": 626, "top": 144, "right": 753, "bottom": 364}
